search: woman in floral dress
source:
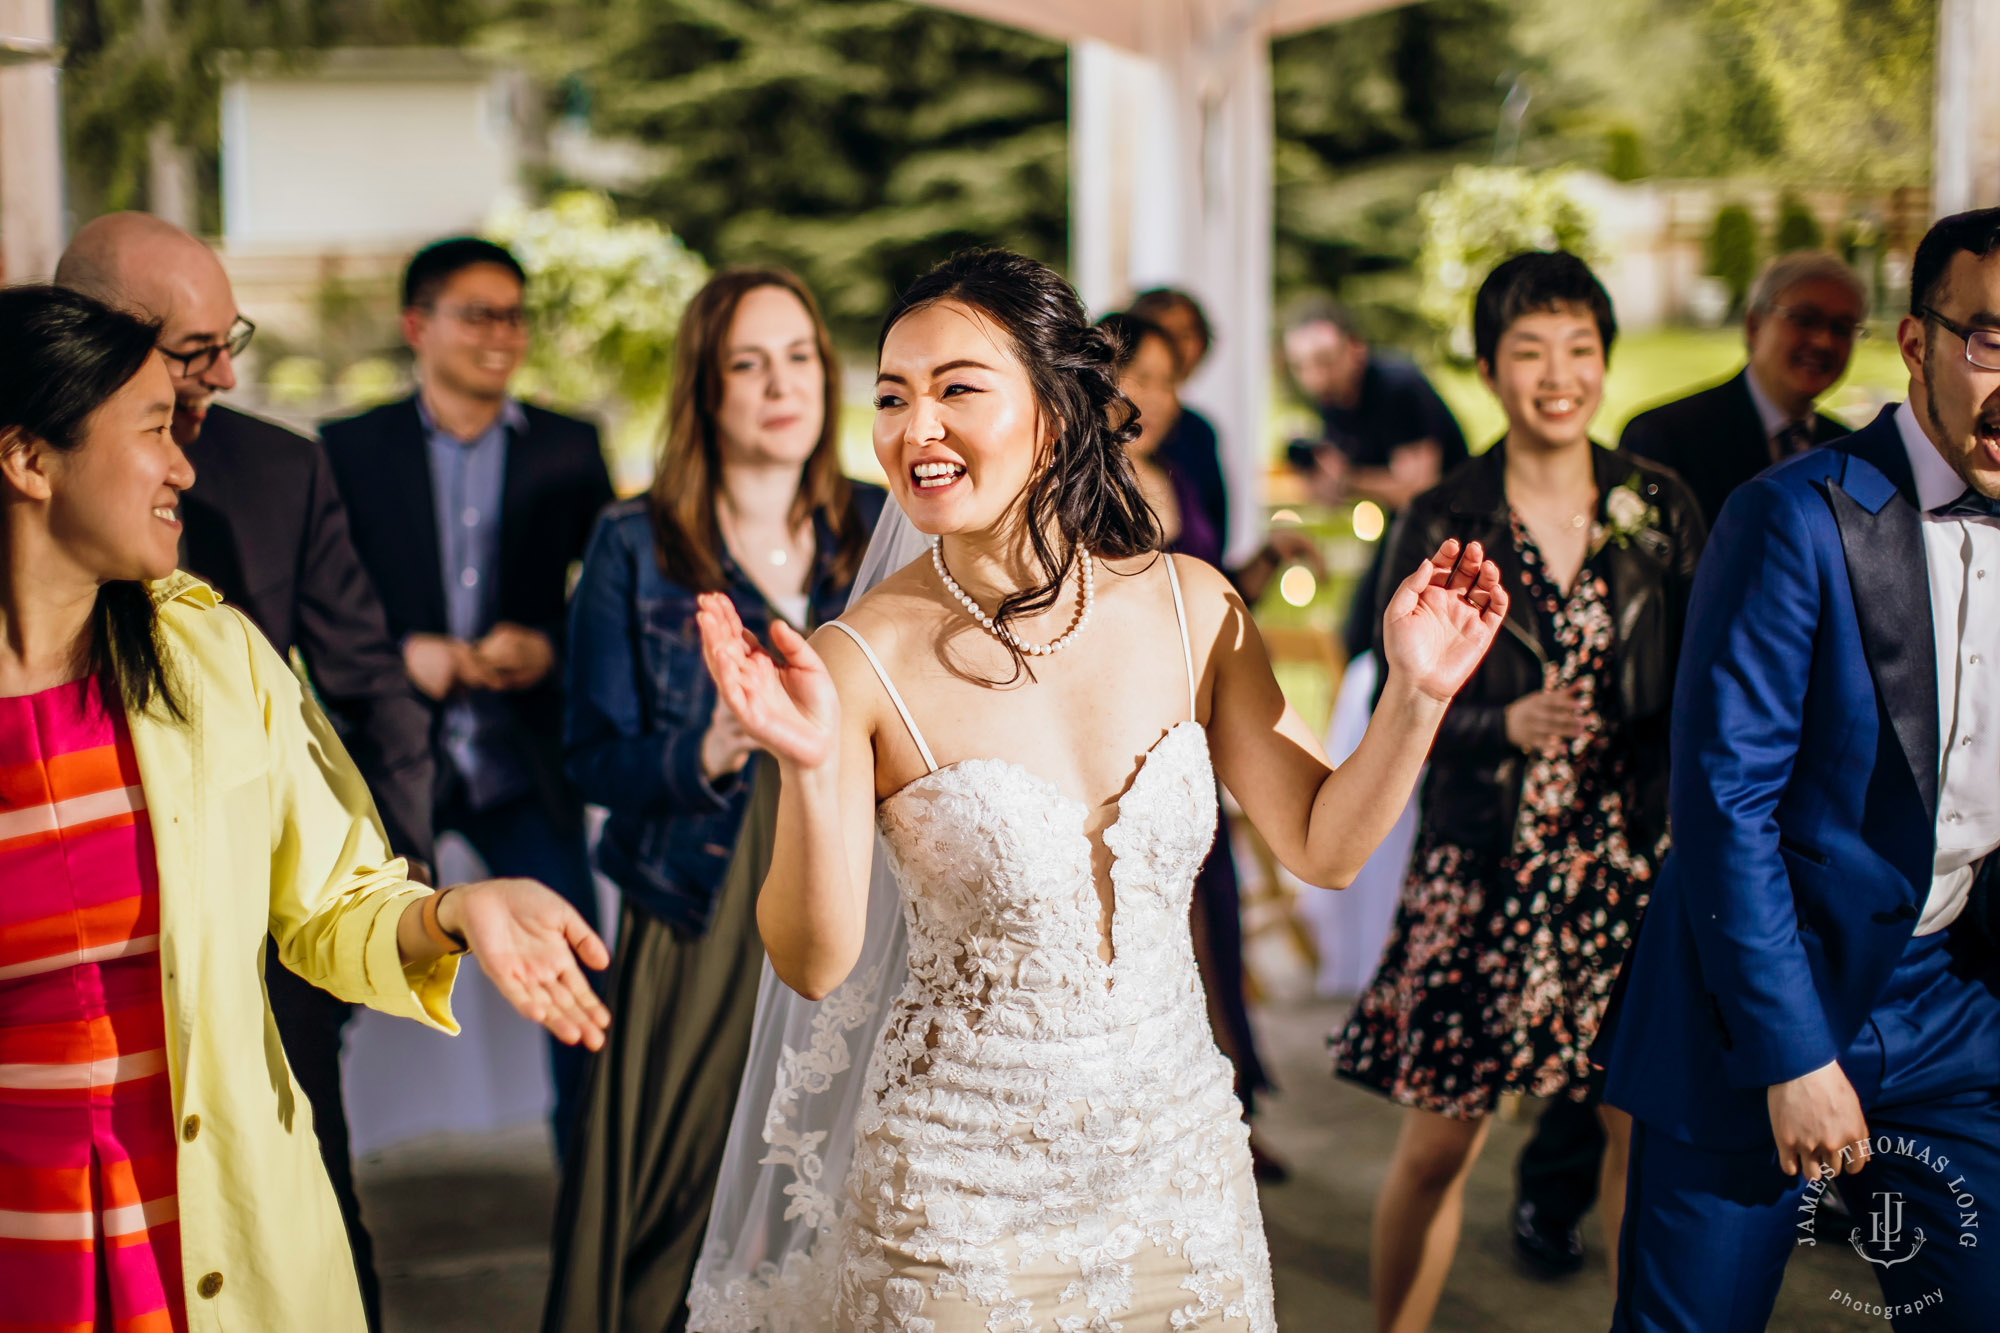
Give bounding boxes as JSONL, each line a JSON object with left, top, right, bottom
{"left": 1330, "top": 253, "right": 1706, "bottom": 1331}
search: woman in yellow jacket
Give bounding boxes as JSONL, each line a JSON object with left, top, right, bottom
{"left": 0, "top": 287, "right": 611, "bottom": 1332}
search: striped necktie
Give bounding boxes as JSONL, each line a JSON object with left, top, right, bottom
{"left": 1771, "top": 420, "right": 1813, "bottom": 462}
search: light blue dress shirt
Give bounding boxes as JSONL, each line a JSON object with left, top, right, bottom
{"left": 419, "top": 394, "right": 534, "bottom": 810}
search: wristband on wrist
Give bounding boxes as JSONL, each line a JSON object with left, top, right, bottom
{"left": 420, "top": 886, "right": 470, "bottom": 955}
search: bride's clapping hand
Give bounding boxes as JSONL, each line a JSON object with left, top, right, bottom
{"left": 696, "top": 592, "right": 840, "bottom": 769}
{"left": 1380, "top": 538, "right": 1508, "bottom": 702}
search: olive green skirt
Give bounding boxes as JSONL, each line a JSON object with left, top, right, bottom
{"left": 541, "top": 762, "right": 777, "bottom": 1333}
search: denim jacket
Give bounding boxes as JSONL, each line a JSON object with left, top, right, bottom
{"left": 563, "top": 486, "right": 885, "bottom": 934}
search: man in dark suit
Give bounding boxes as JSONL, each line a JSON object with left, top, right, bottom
{"left": 322, "top": 238, "right": 614, "bottom": 1157}
{"left": 1602, "top": 210, "right": 2000, "bottom": 1330}
{"left": 1621, "top": 251, "right": 1866, "bottom": 528}
{"left": 55, "top": 211, "right": 435, "bottom": 1333}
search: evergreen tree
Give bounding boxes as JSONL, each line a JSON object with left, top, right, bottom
{"left": 489, "top": 0, "right": 1066, "bottom": 345}
{"left": 1270, "top": 1, "right": 1522, "bottom": 311}
{"left": 1707, "top": 203, "right": 1760, "bottom": 315}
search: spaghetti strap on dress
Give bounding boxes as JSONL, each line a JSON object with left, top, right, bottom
{"left": 824, "top": 619, "right": 938, "bottom": 774}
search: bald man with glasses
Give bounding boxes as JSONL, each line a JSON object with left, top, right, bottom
{"left": 56, "top": 211, "right": 433, "bottom": 1333}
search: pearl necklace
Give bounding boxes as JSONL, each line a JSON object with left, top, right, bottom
{"left": 931, "top": 539, "right": 1095, "bottom": 657}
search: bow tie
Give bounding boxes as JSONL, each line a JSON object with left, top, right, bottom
{"left": 1932, "top": 488, "right": 2000, "bottom": 520}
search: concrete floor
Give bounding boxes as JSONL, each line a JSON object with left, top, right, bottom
{"left": 357, "top": 996, "right": 1871, "bottom": 1332}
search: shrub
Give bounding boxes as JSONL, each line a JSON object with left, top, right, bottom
{"left": 485, "top": 190, "right": 709, "bottom": 417}
{"left": 1603, "top": 126, "right": 1647, "bottom": 182}
{"left": 1773, "top": 192, "right": 1825, "bottom": 254}
{"left": 1418, "top": 165, "right": 1600, "bottom": 360}
{"left": 1706, "top": 203, "right": 1759, "bottom": 315}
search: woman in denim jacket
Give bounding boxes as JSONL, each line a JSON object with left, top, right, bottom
{"left": 543, "top": 270, "right": 883, "bottom": 1333}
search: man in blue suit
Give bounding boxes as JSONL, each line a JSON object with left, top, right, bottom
{"left": 1603, "top": 208, "right": 2000, "bottom": 1331}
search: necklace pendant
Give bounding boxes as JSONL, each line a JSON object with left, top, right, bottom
{"left": 769, "top": 549, "right": 789, "bottom": 567}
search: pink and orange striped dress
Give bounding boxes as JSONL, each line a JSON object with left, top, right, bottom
{"left": 1, "top": 676, "right": 185, "bottom": 1333}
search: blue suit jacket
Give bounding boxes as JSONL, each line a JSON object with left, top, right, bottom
{"left": 1601, "top": 406, "right": 1940, "bottom": 1150}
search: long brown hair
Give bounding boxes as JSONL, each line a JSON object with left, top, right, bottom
{"left": 649, "top": 268, "right": 865, "bottom": 591}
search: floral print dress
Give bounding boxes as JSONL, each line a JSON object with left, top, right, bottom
{"left": 1331, "top": 513, "right": 1663, "bottom": 1117}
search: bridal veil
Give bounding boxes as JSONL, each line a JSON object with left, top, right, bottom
{"left": 686, "top": 497, "right": 931, "bottom": 1333}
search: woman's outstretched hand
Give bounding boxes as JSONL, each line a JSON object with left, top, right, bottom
{"left": 696, "top": 592, "right": 840, "bottom": 769}
{"left": 442, "top": 878, "right": 612, "bottom": 1049}
{"left": 1380, "top": 538, "right": 1508, "bottom": 702}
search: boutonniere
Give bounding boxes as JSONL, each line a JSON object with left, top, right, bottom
{"left": 1597, "top": 476, "right": 1661, "bottom": 551}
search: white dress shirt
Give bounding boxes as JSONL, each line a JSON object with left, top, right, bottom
{"left": 1894, "top": 402, "right": 2000, "bottom": 934}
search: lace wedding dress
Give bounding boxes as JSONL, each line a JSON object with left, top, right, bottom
{"left": 692, "top": 554, "right": 1274, "bottom": 1333}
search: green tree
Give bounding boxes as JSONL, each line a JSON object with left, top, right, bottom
{"left": 1602, "top": 125, "right": 1647, "bottom": 182}
{"left": 1271, "top": 0, "right": 1522, "bottom": 307}
{"left": 1516, "top": 0, "right": 1932, "bottom": 187}
{"left": 1714, "top": 0, "right": 1933, "bottom": 186}
{"left": 486, "top": 0, "right": 1066, "bottom": 346}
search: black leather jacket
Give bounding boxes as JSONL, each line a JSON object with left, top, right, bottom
{"left": 1374, "top": 444, "right": 1707, "bottom": 855}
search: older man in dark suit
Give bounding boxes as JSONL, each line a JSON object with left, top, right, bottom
{"left": 322, "top": 237, "right": 614, "bottom": 1158}
{"left": 1621, "top": 251, "right": 1867, "bottom": 527}
{"left": 55, "top": 211, "right": 435, "bottom": 1333}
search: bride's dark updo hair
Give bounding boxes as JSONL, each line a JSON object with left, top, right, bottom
{"left": 879, "top": 249, "right": 1162, "bottom": 662}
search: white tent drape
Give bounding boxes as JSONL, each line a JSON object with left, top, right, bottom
{"left": 0, "top": 0, "right": 63, "bottom": 281}
{"left": 1934, "top": 0, "right": 2000, "bottom": 217}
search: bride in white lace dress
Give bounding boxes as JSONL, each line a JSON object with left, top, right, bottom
{"left": 693, "top": 250, "right": 1506, "bottom": 1332}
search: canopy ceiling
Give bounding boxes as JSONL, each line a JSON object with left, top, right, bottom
{"left": 924, "top": 0, "right": 1416, "bottom": 50}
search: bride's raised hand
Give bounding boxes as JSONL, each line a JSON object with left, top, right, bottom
{"left": 1380, "top": 538, "right": 1508, "bottom": 702}
{"left": 695, "top": 593, "right": 840, "bottom": 769}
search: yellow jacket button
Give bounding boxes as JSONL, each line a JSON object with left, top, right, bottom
{"left": 182, "top": 1114, "right": 200, "bottom": 1142}
{"left": 197, "top": 1272, "right": 224, "bottom": 1299}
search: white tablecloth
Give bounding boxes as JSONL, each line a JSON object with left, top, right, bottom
{"left": 340, "top": 828, "right": 623, "bottom": 1156}
{"left": 1296, "top": 652, "right": 1418, "bottom": 997}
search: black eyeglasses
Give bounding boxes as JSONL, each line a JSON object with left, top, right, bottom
{"left": 160, "top": 316, "right": 255, "bottom": 378}
{"left": 1771, "top": 304, "right": 1868, "bottom": 342}
{"left": 424, "top": 303, "right": 529, "bottom": 332}
{"left": 1920, "top": 306, "right": 2000, "bottom": 371}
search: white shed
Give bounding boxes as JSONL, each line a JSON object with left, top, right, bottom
{"left": 219, "top": 47, "right": 526, "bottom": 253}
